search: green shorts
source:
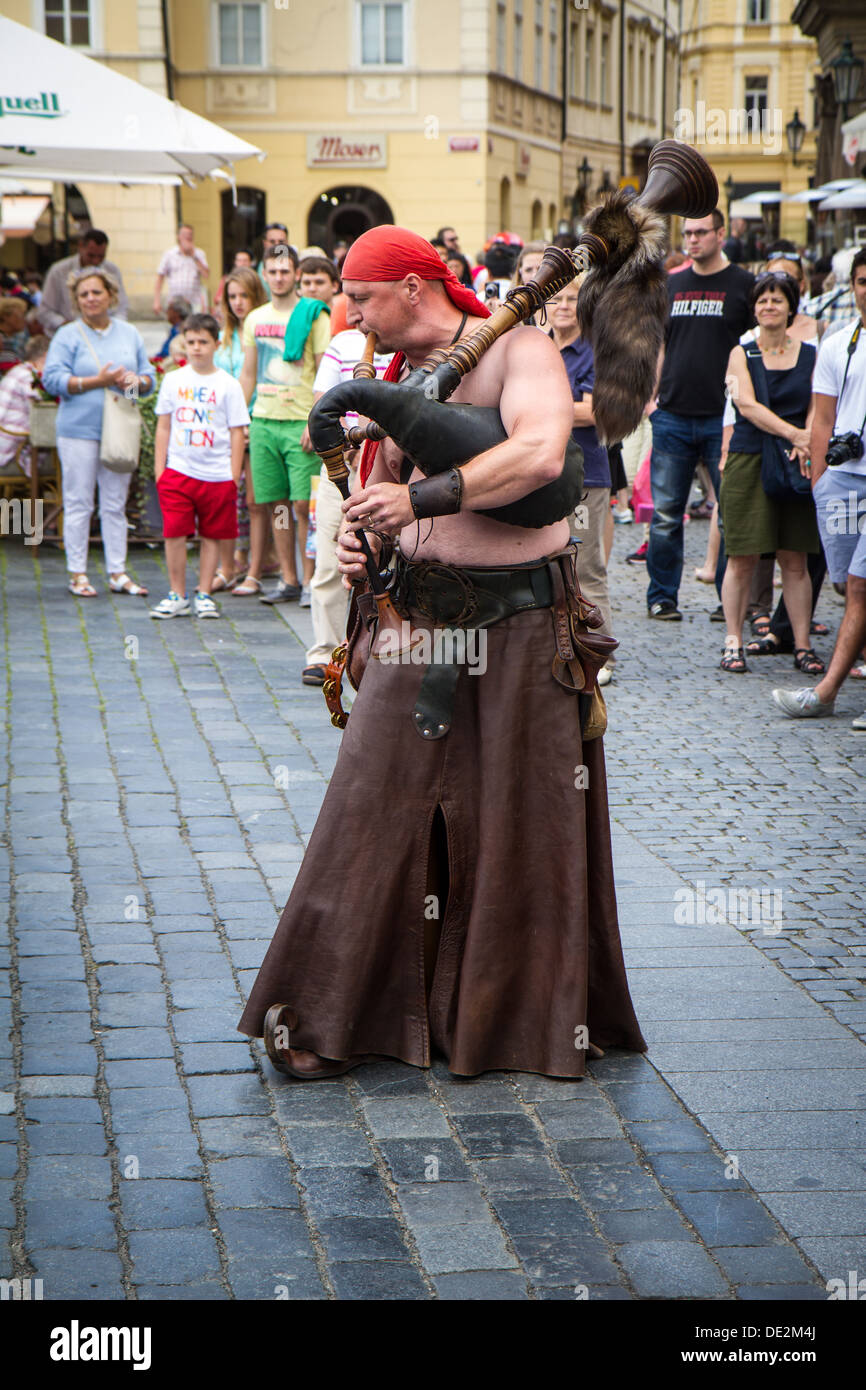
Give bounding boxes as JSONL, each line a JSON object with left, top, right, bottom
{"left": 248, "top": 417, "right": 320, "bottom": 504}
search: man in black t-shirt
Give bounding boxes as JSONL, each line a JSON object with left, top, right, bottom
{"left": 647, "top": 210, "right": 754, "bottom": 618}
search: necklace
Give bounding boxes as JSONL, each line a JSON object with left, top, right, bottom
{"left": 759, "top": 334, "right": 792, "bottom": 357}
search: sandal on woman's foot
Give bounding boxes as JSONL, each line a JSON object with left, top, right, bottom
{"left": 850, "top": 660, "right": 866, "bottom": 679}
{"left": 263, "top": 1004, "right": 372, "bottom": 1080}
{"left": 231, "top": 575, "right": 263, "bottom": 596}
{"left": 794, "top": 647, "right": 826, "bottom": 675}
{"left": 749, "top": 610, "right": 771, "bottom": 637}
{"left": 109, "top": 573, "right": 148, "bottom": 596}
{"left": 211, "top": 569, "right": 236, "bottom": 593}
{"left": 720, "top": 645, "right": 749, "bottom": 673}
{"left": 68, "top": 575, "right": 97, "bottom": 597}
{"left": 745, "top": 634, "right": 781, "bottom": 656}
{"left": 810, "top": 620, "right": 830, "bottom": 637}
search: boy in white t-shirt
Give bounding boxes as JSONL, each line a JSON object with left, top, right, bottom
{"left": 151, "top": 314, "right": 250, "bottom": 618}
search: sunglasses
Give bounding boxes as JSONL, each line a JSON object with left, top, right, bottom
{"left": 766, "top": 252, "right": 802, "bottom": 268}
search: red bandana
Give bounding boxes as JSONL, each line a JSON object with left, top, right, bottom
{"left": 343, "top": 226, "right": 491, "bottom": 485}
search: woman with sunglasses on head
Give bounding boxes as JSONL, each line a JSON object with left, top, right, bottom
{"left": 718, "top": 271, "right": 822, "bottom": 673}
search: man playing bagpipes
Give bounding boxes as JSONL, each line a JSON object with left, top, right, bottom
{"left": 238, "top": 144, "right": 719, "bottom": 1078}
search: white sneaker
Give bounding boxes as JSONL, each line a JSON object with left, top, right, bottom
{"left": 598, "top": 662, "right": 613, "bottom": 687}
{"left": 194, "top": 592, "right": 220, "bottom": 619}
{"left": 852, "top": 711, "right": 866, "bottom": 731}
{"left": 299, "top": 585, "right": 312, "bottom": 608}
{"left": 771, "top": 687, "right": 835, "bottom": 719}
{"left": 150, "top": 591, "right": 190, "bottom": 619}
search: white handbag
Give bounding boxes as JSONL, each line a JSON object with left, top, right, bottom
{"left": 76, "top": 323, "right": 142, "bottom": 473}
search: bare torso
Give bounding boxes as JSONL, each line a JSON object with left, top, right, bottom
{"left": 372, "top": 324, "right": 571, "bottom": 566}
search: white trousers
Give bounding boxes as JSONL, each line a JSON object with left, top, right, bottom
{"left": 58, "top": 436, "right": 132, "bottom": 574}
{"left": 306, "top": 467, "right": 350, "bottom": 666}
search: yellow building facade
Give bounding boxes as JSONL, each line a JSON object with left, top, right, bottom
{"left": 678, "top": 0, "right": 820, "bottom": 243}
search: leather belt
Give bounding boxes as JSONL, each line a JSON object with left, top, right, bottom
{"left": 391, "top": 551, "right": 563, "bottom": 740}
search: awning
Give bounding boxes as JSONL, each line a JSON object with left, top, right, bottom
{"left": 841, "top": 109, "right": 866, "bottom": 166}
{"left": 818, "top": 181, "right": 866, "bottom": 211}
{"left": 0, "top": 16, "right": 263, "bottom": 182}
{"left": 0, "top": 193, "right": 49, "bottom": 236}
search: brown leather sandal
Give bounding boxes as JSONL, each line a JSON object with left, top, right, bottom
{"left": 262, "top": 1003, "right": 373, "bottom": 1080}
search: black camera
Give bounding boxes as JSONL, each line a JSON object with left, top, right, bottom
{"left": 826, "top": 432, "right": 865, "bottom": 468}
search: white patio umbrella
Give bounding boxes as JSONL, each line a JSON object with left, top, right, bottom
{"left": 0, "top": 16, "right": 262, "bottom": 182}
{"left": 744, "top": 190, "right": 787, "bottom": 203}
{"left": 818, "top": 182, "right": 866, "bottom": 211}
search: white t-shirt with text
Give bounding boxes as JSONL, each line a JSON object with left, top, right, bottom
{"left": 155, "top": 365, "right": 250, "bottom": 482}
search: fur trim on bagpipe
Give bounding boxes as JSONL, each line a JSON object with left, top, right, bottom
{"left": 577, "top": 192, "right": 669, "bottom": 446}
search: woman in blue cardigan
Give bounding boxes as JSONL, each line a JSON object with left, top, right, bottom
{"left": 43, "top": 267, "right": 153, "bottom": 598}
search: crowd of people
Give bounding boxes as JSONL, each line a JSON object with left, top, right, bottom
{"left": 2, "top": 207, "right": 865, "bottom": 730}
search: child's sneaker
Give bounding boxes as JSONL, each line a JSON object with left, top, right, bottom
{"left": 194, "top": 592, "right": 220, "bottom": 619}
{"left": 150, "top": 591, "right": 190, "bottom": 619}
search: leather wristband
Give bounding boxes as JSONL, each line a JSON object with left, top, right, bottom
{"left": 408, "top": 467, "right": 463, "bottom": 520}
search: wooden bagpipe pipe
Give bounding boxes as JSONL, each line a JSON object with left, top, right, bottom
{"left": 308, "top": 140, "right": 719, "bottom": 533}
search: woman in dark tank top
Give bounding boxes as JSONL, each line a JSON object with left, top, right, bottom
{"left": 718, "top": 272, "right": 822, "bottom": 674}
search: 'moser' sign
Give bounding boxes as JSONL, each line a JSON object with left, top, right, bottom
{"left": 306, "top": 134, "right": 387, "bottom": 168}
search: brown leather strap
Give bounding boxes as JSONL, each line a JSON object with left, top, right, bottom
{"left": 322, "top": 644, "right": 350, "bottom": 728}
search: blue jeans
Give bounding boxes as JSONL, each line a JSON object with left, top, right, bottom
{"left": 647, "top": 409, "right": 725, "bottom": 608}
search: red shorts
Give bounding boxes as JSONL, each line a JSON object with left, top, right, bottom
{"left": 157, "top": 468, "right": 238, "bottom": 540}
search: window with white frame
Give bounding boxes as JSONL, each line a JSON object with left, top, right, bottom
{"left": 359, "top": 1, "right": 407, "bottom": 66}
{"left": 744, "top": 74, "right": 768, "bottom": 133}
{"left": 44, "top": 0, "right": 91, "bottom": 46}
{"left": 534, "top": 0, "right": 543, "bottom": 89}
{"left": 514, "top": 0, "right": 524, "bottom": 81}
{"left": 746, "top": 0, "right": 769, "bottom": 22}
{"left": 569, "top": 21, "right": 579, "bottom": 96}
{"left": 600, "top": 30, "right": 609, "bottom": 105}
{"left": 218, "top": 2, "right": 264, "bottom": 67}
{"left": 548, "top": 2, "right": 558, "bottom": 95}
{"left": 585, "top": 26, "right": 594, "bottom": 102}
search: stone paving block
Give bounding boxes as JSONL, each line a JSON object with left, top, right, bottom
{"left": 208, "top": 1156, "right": 301, "bottom": 1210}
{"left": 674, "top": 1190, "right": 782, "bottom": 1246}
{"left": 186, "top": 1074, "right": 271, "bottom": 1118}
{"left": 737, "top": 1284, "right": 827, "bottom": 1300}
{"left": 411, "top": 1220, "right": 517, "bottom": 1275}
{"left": 101, "top": 1029, "right": 174, "bottom": 1061}
{"left": 348, "top": 1061, "right": 432, "bottom": 1099}
{"left": 197, "top": 1117, "right": 284, "bottom": 1159}
{"left": 137, "top": 1282, "right": 229, "bottom": 1299}
{"left": 103, "top": 1060, "right": 180, "bottom": 1088}
{"left": 180, "top": 1044, "right": 256, "bottom": 1075}
{"left": 119, "top": 1178, "right": 210, "bottom": 1230}
{"left": 454, "top": 1113, "right": 546, "bottom": 1156}
{"left": 109, "top": 1087, "right": 189, "bottom": 1125}
{"left": 397, "top": 1180, "right": 495, "bottom": 1228}
{"left": 217, "top": 1207, "right": 315, "bottom": 1262}
{"left": 710, "top": 1244, "right": 820, "bottom": 1286}
{"left": 317, "top": 1215, "right": 411, "bottom": 1262}
{"left": 113, "top": 1132, "right": 203, "bottom": 1181}
{"left": 616, "top": 1239, "right": 729, "bottom": 1298}
{"left": 648, "top": 1150, "right": 747, "bottom": 1192}
{"left": 97, "top": 994, "right": 169, "bottom": 1029}
{"left": 471, "top": 1156, "right": 572, "bottom": 1196}
{"left": 435, "top": 1270, "right": 530, "bottom": 1299}
{"left": 26, "top": 1197, "right": 117, "bottom": 1249}
{"left": 227, "top": 1256, "right": 327, "bottom": 1300}
{"left": 534, "top": 1102, "right": 624, "bottom": 1141}
{"left": 492, "top": 1197, "right": 596, "bottom": 1238}
{"left": 28, "top": 1247, "right": 125, "bottom": 1298}
{"left": 596, "top": 1206, "right": 692, "bottom": 1244}
{"left": 623, "top": 1119, "right": 716, "bottom": 1155}
{"left": 328, "top": 1260, "right": 429, "bottom": 1300}
{"left": 569, "top": 1166, "right": 671, "bottom": 1212}
{"left": 20, "top": 1046, "right": 98, "bottom": 1077}
{"left": 128, "top": 1228, "right": 222, "bottom": 1283}
{"left": 19, "top": 1075, "right": 96, "bottom": 1097}
{"left": 513, "top": 1233, "right": 623, "bottom": 1288}
{"left": 26, "top": 1123, "right": 107, "bottom": 1157}
{"left": 282, "top": 1124, "right": 375, "bottom": 1168}
{"left": 299, "top": 1165, "right": 392, "bottom": 1219}
{"left": 378, "top": 1139, "right": 473, "bottom": 1185}
{"left": 172, "top": 1008, "right": 244, "bottom": 1044}
{"left": 757, "top": 1191, "right": 866, "bottom": 1238}
{"left": 270, "top": 1085, "right": 357, "bottom": 1127}
{"left": 363, "top": 1099, "right": 451, "bottom": 1140}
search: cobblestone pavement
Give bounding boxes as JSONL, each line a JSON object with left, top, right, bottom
{"left": 0, "top": 518, "right": 863, "bottom": 1301}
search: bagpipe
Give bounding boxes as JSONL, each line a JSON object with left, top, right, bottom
{"left": 310, "top": 140, "right": 718, "bottom": 726}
